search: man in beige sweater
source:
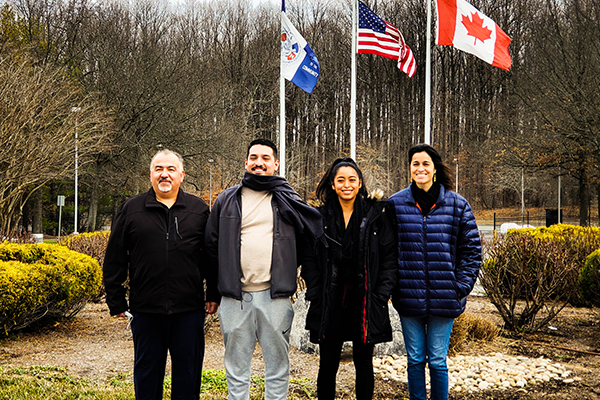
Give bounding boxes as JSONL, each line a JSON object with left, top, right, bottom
{"left": 205, "top": 139, "right": 322, "bottom": 400}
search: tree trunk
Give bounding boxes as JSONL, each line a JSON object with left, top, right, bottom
{"left": 32, "top": 187, "right": 43, "bottom": 234}
{"left": 50, "top": 182, "right": 59, "bottom": 237}
{"left": 87, "top": 180, "right": 99, "bottom": 232}
{"left": 596, "top": 185, "right": 600, "bottom": 226}
{"left": 579, "top": 170, "right": 590, "bottom": 227}
{"left": 597, "top": 184, "right": 600, "bottom": 226}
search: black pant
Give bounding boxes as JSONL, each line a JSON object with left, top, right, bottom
{"left": 317, "top": 337, "right": 375, "bottom": 400}
{"left": 130, "top": 310, "right": 205, "bottom": 400}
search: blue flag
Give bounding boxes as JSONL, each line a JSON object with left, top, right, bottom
{"left": 281, "top": 2, "right": 320, "bottom": 93}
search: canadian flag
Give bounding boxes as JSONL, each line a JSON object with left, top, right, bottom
{"left": 436, "top": 0, "right": 511, "bottom": 70}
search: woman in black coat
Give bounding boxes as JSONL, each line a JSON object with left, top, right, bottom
{"left": 302, "top": 158, "right": 397, "bottom": 400}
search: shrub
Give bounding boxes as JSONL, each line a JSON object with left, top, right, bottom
{"left": 60, "top": 231, "right": 110, "bottom": 301}
{"left": 448, "top": 312, "right": 499, "bottom": 356}
{"left": 481, "top": 231, "right": 585, "bottom": 332}
{"left": 521, "top": 225, "right": 600, "bottom": 301}
{"left": 60, "top": 231, "right": 110, "bottom": 266}
{"left": 578, "top": 250, "right": 600, "bottom": 307}
{"left": 0, "top": 229, "right": 36, "bottom": 244}
{"left": 0, "top": 242, "right": 102, "bottom": 335}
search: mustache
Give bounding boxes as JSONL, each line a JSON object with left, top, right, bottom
{"left": 159, "top": 177, "right": 172, "bottom": 183}
{"left": 252, "top": 166, "right": 266, "bottom": 171}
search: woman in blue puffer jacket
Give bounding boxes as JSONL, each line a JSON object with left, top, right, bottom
{"left": 387, "top": 144, "right": 481, "bottom": 400}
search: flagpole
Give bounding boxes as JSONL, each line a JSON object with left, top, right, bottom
{"left": 280, "top": 75, "right": 286, "bottom": 177}
{"left": 424, "top": 0, "right": 432, "bottom": 145}
{"left": 280, "top": 1, "right": 286, "bottom": 177}
{"left": 350, "top": 0, "right": 357, "bottom": 160}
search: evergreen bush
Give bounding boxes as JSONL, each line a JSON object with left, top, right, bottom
{"left": 0, "top": 242, "right": 102, "bottom": 335}
{"left": 578, "top": 249, "right": 600, "bottom": 307}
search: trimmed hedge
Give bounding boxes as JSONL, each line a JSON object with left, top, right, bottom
{"left": 0, "top": 242, "right": 102, "bottom": 335}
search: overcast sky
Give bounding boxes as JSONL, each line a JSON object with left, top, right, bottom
{"left": 170, "top": 0, "right": 281, "bottom": 8}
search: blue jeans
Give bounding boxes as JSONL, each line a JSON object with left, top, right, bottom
{"left": 400, "top": 315, "right": 454, "bottom": 400}
{"left": 130, "top": 310, "right": 205, "bottom": 400}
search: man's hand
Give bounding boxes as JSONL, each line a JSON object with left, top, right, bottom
{"left": 206, "top": 302, "right": 219, "bottom": 315}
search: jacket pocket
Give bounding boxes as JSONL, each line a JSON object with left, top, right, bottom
{"left": 368, "top": 295, "right": 392, "bottom": 342}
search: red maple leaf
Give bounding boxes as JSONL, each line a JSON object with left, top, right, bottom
{"left": 461, "top": 12, "right": 492, "bottom": 45}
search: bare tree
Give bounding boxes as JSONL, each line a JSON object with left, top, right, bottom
{"left": 0, "top": 53, "right": 114, "bottom": 231}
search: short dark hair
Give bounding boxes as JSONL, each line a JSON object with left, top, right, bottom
{"left": 247, "top": 139, "right": 278, "bottom": 160}
{"left": 315, "top": 157, "right": 368, "bottom": 203}
{"left": 408, "top": 144, "right": 452, "bottom": 191}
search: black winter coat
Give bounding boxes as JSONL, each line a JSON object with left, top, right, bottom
{"left": 204, "top": 184, "right": 305, "bottom": 300}
{"left": 302, "top": 197, "right": 398, "bottom": 344}
{"left": 103, "top": 189, "right": 218, "bottom": 316}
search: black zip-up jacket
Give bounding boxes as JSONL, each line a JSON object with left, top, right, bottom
{"left": 103, "top": 188, "right": 218, "bottom": 316}
{"left": 302, "top": 197, "right": 398, "bottom": 344}
{"left": 205, "top": 185, "right": 303, "bottom": 300}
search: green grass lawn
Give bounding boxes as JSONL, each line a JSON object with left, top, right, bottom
{"left": 0, "top": 365, "right": 135, "bottom": 400}
{"left": 0, "top": 366, "right": 314, "bottom": 400}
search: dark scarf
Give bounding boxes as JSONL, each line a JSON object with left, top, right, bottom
{"left": 324, "top": 196, "right": 364, "bottom": 283}
{"left": 241, "top": 172, "right": 323, "bottom": 242}
{"left": 411, "top": 181, "right": 440, "bottom": 215}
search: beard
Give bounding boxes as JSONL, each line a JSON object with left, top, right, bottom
{"left": 158, "top": 180, "right": 172, "bottom": 193}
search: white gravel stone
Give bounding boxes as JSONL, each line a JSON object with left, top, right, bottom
{"left": 373, "top": 353, "right": 577, "bottom": 393}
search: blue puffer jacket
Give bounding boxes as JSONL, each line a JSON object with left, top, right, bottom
{"left": 387, "top": 185, "right": 481, "bottom": 318}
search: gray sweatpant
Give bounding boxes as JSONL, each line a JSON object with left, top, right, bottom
{"left": 219, "top": 288, "right": 294, "bottom": 400}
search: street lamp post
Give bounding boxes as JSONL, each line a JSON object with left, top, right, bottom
{"left": 454, "top": 158, "right": 458, "bottom": 193}
{"left": 208, "top": 159, "right": 214, "bottom": 210}
{"left": 521, "top": 166, "right": 525, "bottom": 225}
{"left": 71, "top": 107, "right": 81, "bottom": 235}
{"left": 558, "top": 164, "right": 561, "bottom": 223}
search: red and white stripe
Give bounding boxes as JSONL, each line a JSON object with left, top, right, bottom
{"left": 359, "top": 21, "right": 416, "bottom": 78}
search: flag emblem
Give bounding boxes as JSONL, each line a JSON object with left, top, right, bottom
{"left": 281, "top": 32, "right": 299, "bottom": 61}
{"left": 462, "top": 12, "right": 492, "bottom": 44}
{"left": 436, "top": 0, "right": 511, "bottom": 70}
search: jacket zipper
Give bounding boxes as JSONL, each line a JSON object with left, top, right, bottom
{"left": 361, "top": 216, "right": 369, "bottom": 344}
{"left": 423, "top": 213, "right": 430, "bottom": 314}
{"left": 165, "top": 207, "right": 171, "bottom": 314}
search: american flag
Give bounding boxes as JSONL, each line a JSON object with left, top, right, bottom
{"left": 358, "top": 1, "right": 416, "bottom": 78}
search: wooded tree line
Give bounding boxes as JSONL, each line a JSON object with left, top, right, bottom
{"left": 0, "top": 0, "right": 598, "bottom": 234}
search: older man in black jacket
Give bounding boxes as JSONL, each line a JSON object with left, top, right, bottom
{"left": 103, "top": 149, "right": 219, "bottom": 400}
